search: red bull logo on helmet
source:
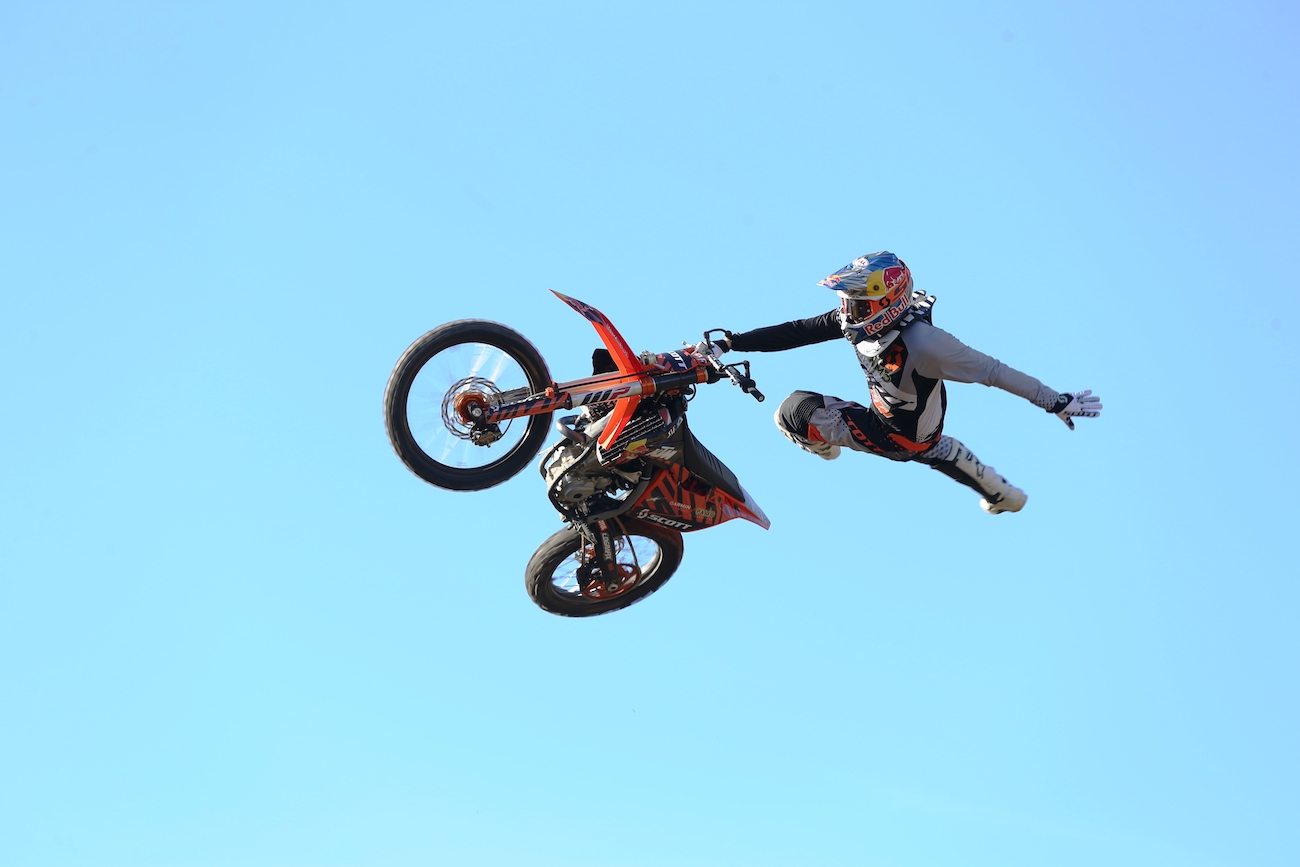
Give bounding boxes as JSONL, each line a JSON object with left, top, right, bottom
{"left": 882, "top": 265, "right": 910, "bottom": 292}
{"left": 821, "top": 252, "right": 908, "bottom": 293}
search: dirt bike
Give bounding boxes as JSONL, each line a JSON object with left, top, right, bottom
{"left": 383, "top": 290, "right": 770, "bottom": 617}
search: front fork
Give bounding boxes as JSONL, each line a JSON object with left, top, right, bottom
{"left": 575, "top": 519, "right": 624, "bottom": 596}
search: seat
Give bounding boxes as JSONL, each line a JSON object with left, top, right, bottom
{"left": 681, "top": 422, "right": 746, "bottom": 502}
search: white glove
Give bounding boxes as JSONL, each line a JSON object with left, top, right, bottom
{"left": 694, "top": 339, "right": 729, "bottom": 358}
{"left": 1049, "top": 390, "right": 1103, "bottom": 430}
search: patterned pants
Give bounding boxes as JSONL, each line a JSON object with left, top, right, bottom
{"left": 773, "top": 390, "right": 940, "bottom": 463}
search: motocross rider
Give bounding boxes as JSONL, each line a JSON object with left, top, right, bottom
{"left": 698, "top": 251, "right": 1101, "bottom": 514}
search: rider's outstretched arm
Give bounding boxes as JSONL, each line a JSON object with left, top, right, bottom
{"left": 725, "top": 310, "right": 841, "bottom": 353}
{"left": 907, "top": 324, "right": 1102, "bottom": 429}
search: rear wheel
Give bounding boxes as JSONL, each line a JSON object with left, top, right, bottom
{"left": 525, "top": 519, "right": 684, "bottom": 617}
{"left": 384, "top": 320, "right": 552, "bottom": 491}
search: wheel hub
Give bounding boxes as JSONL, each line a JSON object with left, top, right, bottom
{"left": 578, "top": 562, "right": 640, "bottom": 599}
{"left": 453, "top": 391, "right": 488, "bottom": 422}
{"left": 440, "top": 376, "right": 507, "bottom": 444}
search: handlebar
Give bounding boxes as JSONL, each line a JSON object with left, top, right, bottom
{"left": 696, "top": 329, "right": 765, "bottom": 402}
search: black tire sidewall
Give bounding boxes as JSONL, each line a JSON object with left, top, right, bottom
{"left": 384, "top": 320, "right": 552, "bottom": 491}
{"left": 525, "top": 520, "right": 685, "bottom": 617}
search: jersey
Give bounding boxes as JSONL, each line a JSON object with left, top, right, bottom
{"left": 728, "top": 307, "right": 1061, "bottom": 445}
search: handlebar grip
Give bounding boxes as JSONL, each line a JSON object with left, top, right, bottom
{"left": 732, "top": 372, "right": 764, "bottom": 401}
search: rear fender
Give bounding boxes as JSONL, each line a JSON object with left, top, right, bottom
{"left": 551, "top": 290, "right": 643, "bottom": 376}
{"left": 550, "top": 290, "right": 646, "bottom": 451}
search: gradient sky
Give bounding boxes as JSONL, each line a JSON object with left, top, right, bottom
{"left": 3, "top": 2, "right": 1298, "bottom": 865}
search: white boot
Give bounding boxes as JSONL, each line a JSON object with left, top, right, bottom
{"left": 979, "top": 483, "right": 1027, "bottom": 514}
{"left": 813, "top": 444, "right": 843, "bottom": 460}
{"left": 921, "top": 437, "right": 1027, "bottom": 514}
{"left": 784, "top": 431, "right": 841, "bottom": 460}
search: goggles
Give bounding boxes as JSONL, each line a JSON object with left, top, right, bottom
{"left": 841, "top": 295, "right": 889, "bottom": 323}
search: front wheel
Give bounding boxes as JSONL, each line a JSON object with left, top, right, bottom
{"left": 384, "top": 320, "right": 552, "bottom": 491}
{"left": 525, "top": 519, "right": 685, "bottom": 617}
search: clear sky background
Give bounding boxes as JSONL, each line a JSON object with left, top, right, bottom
{"left": 2, "top": 2, "right": 1297, "bottom": 865}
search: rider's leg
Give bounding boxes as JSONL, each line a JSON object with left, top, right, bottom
{"left": 916, "top": 435, "right": 1027, "bottom": 514}
{"left": 774, "top": 391, "right": 911, "bottom": 461}
{"left": 777, "top": 392, "right": 1026, "bottom": 514}
{"left": 774, "top": 391, "right": 842, "bottom": 459}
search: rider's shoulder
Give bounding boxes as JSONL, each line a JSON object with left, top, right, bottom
{"left": 899, "top": 320, "right": 967, "bottom": 353}
{"left": 899, "top": 319, "right": 945, "bottom": 342}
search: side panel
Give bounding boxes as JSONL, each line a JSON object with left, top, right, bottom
{"left": 629, "top": 463, "right": 770, "bottom": 532}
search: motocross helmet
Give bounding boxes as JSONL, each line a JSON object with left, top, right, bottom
{"left": 819, "top": 251, "right": 914, "bottom": 344}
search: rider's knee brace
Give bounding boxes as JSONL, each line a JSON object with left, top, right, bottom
{"left": 774, "top": 391, "right": 842, "bottom": 460}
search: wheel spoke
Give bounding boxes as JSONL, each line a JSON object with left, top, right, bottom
{"left": 406, "top": 341, "right": 532, "bottom": 471}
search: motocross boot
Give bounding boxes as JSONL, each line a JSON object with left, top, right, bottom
{"left": 919, "top": 436, "right": 1027, "bottom": 514}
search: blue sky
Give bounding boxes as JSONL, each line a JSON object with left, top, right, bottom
{"left": 2, "top": 2, "right": 1297, "bottom": 865}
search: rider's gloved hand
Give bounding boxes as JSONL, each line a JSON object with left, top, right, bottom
{"left": 1049, "top": 390, "right": 1103, "bottom": 430}
{"left": 694, "top": 336, "right": 731, "bottom": 358}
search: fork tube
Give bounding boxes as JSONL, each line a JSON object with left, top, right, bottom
{"left": 488, "top": 392, "right": 571, "bottom": 421}
{"left": 486, "top": 367, "right": 708, "bottom": 423}
{"left": 485, "top": 372, "right": 645, "bottom": 422}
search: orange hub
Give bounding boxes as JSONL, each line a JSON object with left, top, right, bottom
{"left": 453, "top": 391, "right": 489, "bottom": 424}
{"left": 581, "top": 563, "right": 641, "bottom": 599}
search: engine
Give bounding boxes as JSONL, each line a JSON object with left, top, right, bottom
{"left": 540, "top": 420, "right": 642, "bottom": 511}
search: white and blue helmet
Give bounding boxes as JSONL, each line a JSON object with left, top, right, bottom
{"left": 819, "top": 251, "right": 915, "bottom": 343}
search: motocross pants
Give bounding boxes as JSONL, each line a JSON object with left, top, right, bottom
{"left": 774, "top": 390, "right": 937, "bottom": 462}
{"left": 774, "top": 390, "right": 1026, "bottom": 512}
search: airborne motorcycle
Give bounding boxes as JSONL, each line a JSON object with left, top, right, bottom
{"left": 383, "top": 290, "right": 769, "bottom": 617}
